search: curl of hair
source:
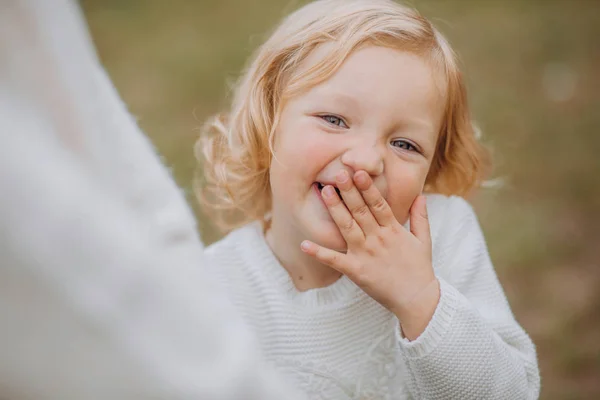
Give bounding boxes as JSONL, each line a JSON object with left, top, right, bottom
{"left": 196, "top": 0, "right": 491, "bottom": 233}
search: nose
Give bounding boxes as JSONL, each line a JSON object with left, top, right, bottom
{"left": 340, "top": 144, "right": 384, "bottom": 177}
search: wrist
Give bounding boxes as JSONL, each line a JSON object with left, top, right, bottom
{"left": 393, "top": 278, "right": 440, "bottom": 341}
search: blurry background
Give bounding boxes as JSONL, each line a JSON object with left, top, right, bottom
{"left": 80, "top": 0, "right": 599, "bottom": 398}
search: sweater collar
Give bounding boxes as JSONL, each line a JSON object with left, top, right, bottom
{"left": 243, "top": 221, "right": 364, "bottom": 308}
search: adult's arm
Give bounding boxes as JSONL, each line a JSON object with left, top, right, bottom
{"left": 0, "top": 1, "right": 302, "bottom": 399}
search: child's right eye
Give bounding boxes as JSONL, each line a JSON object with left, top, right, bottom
{"left": 319, "top": 115, "right": 348, "bottom": 128}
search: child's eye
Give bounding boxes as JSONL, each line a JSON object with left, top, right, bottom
{"left": 391, "top": 139, "right": 418, "bottom": 152}
{"left": 320, "top": 115, "right": 348, "bottom": 128}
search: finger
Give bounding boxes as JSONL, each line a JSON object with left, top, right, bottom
{"left": 335, "top": 170, "right": 379, "bottom": 234}
{"left": 409, "top": 195, "right": 431, "bottom": 245}
{"left": 322, "top": 185, "right": 365, "bottom": 245}
{"left": 353, "top": 171, "right": 396, "bottom": 227}
{"left": 300, "top": 240, "right": 353, "bottom": 274}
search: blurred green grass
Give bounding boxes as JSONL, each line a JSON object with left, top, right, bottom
{"left": 81, "top": 1, "right": 600, "bottom": 398}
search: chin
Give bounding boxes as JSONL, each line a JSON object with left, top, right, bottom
{"left": 308, "top": 217, "right": 348, "bottom": 252}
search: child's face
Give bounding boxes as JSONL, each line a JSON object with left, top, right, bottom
{"left": 269, "top": 45, "right": 444, "bottom": 252}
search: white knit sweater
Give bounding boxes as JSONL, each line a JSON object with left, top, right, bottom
{"left": 204, "top": 194, "right": 541, "bottom": 399}
{"left": 0, "top": 1, "right": 303, "bottom": 398}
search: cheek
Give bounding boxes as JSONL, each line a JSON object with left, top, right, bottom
{"left": 303, "top": 135, "right": 337, "bottom": 167}
{"left": 386, "top": 165, "right": 428, "bottom": 224}
{"left": 269, "top": 122, "right": 334, "bottom": 200}
{"left": 275, "top": 121, "right": 334, "bottom": 176}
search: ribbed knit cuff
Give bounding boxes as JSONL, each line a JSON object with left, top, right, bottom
{"left": 397, "top": 278, "right": 462, "bottom": 358}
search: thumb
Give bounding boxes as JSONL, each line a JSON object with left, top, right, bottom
{"left": 410, "top": 195, "right": 431, "bottom": 245}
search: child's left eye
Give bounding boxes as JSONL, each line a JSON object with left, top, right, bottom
{"left": 391, "top": 139, "right": 417, "bottom": 152}
{"left": 320, "top": 115, "right": 348, "bottom": 128}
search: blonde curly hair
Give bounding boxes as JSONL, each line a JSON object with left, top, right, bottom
{"left": 196, "top": 0, "right": 490, "bottom": 233}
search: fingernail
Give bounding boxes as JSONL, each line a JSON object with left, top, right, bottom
{"left": 355, "top": 172, "right": 368, "bottom": 185}
{"left": 323, "top": 186, "right": 335, "bottom": 198}
{"left": 301, "top": 241, "right": 310, "bottom": 251}
{"left": 336, "top": 170, "right": 348, "bottom": 183}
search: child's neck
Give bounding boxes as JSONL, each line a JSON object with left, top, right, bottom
{"left": 265, "top": 221, "right": 342, "bottom": 292}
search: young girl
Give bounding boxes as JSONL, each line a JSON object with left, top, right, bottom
{"left": 198, "top": 0, "right": 540, "bottom": 398}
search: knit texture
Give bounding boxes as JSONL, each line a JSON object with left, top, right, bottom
{"left": 0, "top": 2, "right": 305, "bottom": 398}
{"left": 204, "top": 194, "right": 541, "bottom": 399}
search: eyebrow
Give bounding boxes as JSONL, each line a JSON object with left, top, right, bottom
{"left": 308, "top": 88, "right": 362, "bottom": 111}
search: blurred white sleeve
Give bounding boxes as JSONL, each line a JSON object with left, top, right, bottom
{"left": 0, "top": 1, "right": 302, "bottom": 399}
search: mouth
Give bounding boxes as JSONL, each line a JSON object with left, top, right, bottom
{"left": 315, "top": 181, "right": 342, "bottom": 197}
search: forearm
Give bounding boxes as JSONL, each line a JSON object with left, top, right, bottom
{"left": 0, "top": 97, "right": 305, "bottom": 400}
{"left": 397, "top": 279, "right": 540, "bottom": 400}
{"left": 0, "top": 1, "right": 303, "bottom": 398}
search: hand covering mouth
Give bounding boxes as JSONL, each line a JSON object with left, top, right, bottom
{"left": 316, "top": 181, "right": 341, "bottom": 197}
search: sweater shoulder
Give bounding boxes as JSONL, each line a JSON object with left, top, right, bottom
{"left": 425, "top": 193, "right": 477, "bottom": 236}
{"left": 424, "top": 193, "right": 497, "bottom": 294}
{"left": 204, "top": 224, "right": 251, "bottom": 258}
{"left": 424, "top": 194, "right": 484, "bottom": 274}
{"left": 204, "top": 221, "right": 256, "bottom": 255}
{"left": 202, "top": 222, "right": 260, "bottom": 280}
